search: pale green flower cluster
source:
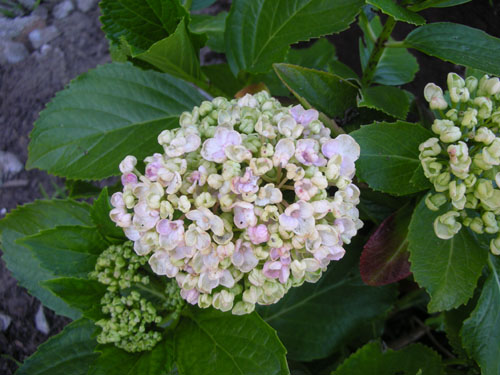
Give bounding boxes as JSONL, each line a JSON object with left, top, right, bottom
{"left": 110, "top": 91, "right": 363, "bottom": 315}
{"left": 89, "top": 242, "right": 184, "bottom": 352}
{"left": 420, "top": 72, "right": 500, "bottom": 254}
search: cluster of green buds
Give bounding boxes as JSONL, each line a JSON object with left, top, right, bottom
{"left": 420, "top": 72, "right": 500, "bottom": 254}
{"left": 89, "top": 242, "right": 184, "bottom": 352}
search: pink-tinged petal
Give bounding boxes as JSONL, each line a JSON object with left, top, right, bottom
{"left": 232, "top": 201, "right": 257, "bottom": 229}
{"left": 180, "top": 288, "right": 199, "bottom": 305}
{"left": 110, "top": 192, "right": 125, "bottom": 208}
{"left": 149, "top": 251, "right": 178, "bottom": 277}
{"left": 247, "top": 224, "right": 270, "bottom": 244}
{"left": 121, "top": 173, "right": 138, "bottom": 186}
{"left": 279, "top": 214, "right": 298, "bottom": 231}
{"left": 279, "top": 266, "right": 290, "bottom": 284}
{"left": 124, "top": 226, "right": 140, "bottom": 241}
{"left": 219, "top": 270, "right": 235, "bottom": 288}
{"left": 273, "top": 139, "right": 295, "bottom": 167}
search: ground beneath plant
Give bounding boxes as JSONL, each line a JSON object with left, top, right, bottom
{"left": 0, "top": 1, "right": 499, "bottom": 374}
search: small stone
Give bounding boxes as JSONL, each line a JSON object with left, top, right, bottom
{"left": 32, "top": 5, "right": 49, "bottom": 20}
{"left": 0, "top": 151, "right": 23, "bottom": 179}
{"left": 35, "top": 305, "right": 50, "bottom": 335}
{"left": 29, "top": 26, "right": 60, "bottom": 49}
{"left": 0, "top": 40, "right": 29, "bottom": 64}
{"left": 53, "top": 0, "right": 74, "bottom": 19}
{"left": 76, "top": 0, "right": 96, "bottom": 13}
{"left": 0, "top": 15, "right": 42, "bottom": 40}
{"left": 0, "top": 312, "right": 11, "bottom": 331}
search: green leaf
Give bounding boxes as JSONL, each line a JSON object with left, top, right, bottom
{"left": 333, "top": 341, "right": 445, "bottom": 375}
{"left": 273, "top": 63, "right": 358, "bottom": 119}
{"left": 359, "top": 15, "right": 419, "bottom": 86}
{"left": 16, "top": 318, "right": 98, "bottom": 375}
{"left": 190, "top": 12, "right": 227, "bottom": 53}
{"left": 258, "top": 238, "right": 397, "bottom": 361}
{"left": 350, "top": 121, "right": 433, "bottom": 196}
{"left": 89, "top": 338, "right": 175, "bottom": 375}
{"left": 27, "top": 63, "right": 204, "bottom": 180}
{"left": 0, "top": 200, "right": 91, "bottom": 319}
{"left": 287, "top": 39, "right": 336, "bottom": 72}
{"left": 100, "top": 0, "right": 187, "bottom": 53}
{"left": 461, "top": 255, "right": 500, "bottom": 375}
{"left": 202, "top": 63, "right": 245, "bottom": 97}
{"left": 175, "top": 308, "right": 289, "bottom": 375}
{"left": 404, "top": 23, "right": 500, "bottom": 76}
{"left": 43, "top": 278, "right": 107, "bottom": 320}
{"left": 367, "top": 0, "right": 425, "bottom": 25}
{"left": 135, "top": 18, "right": 203, "bottom": 81}
{"left": 91, "top": 187, "right": 127, "bottom": 241}
{"left": 358, "top": 86, "right": 411, "bottom": 120}
{"left": 408, "top": 198, "right": 488, "bottom": 312}
{"left": 408, "top": 0, "right": 471, "bottom": 11}
{"left": 19, "top": 225, "right": 107, "bottom": 278}
{"left": 329, "top": 60, "right": 359, "bottom": 82}
{"left": 226, "top": 0, "right": 364, "bottom": 74}
{"left": 190, "top": 0, "right": 216, "bottom": 11}
{"left": 66, "top": 180, "right": 102, "bottom": 199}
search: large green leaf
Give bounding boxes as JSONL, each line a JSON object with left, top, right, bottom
{"left": 258, "top": 239, "right": 397, "bottom": 361}
{"left": 91, "top": 187, "right": 127, "bottom": 241}
{"left": 358, "top": 86, "right": 411, "bottom": 120}
{"left": 190, "top": 12, "right": 227, "bottom": 53}
{"left": 367, "top": 0, "right": 425, "bottom": 25}
{"left": 202, "top": 63, "right": 245, "bottom": 97}
{"left": 225, "top": 0, "right": 364, "bottom": 74}
{"left": 273, "top": 63, "right": 358, "bottom": 119}
{"left": 408, "top": 0, "right": 472, "bottom": 11}
{"left": 404, "top": 23, "right": 500, "bottom": 76}
{"left": 16, "top": 318, "right": 98, "bottom": 375}
{"left": 408, "top": 199, "right": 488, "bottom": 312}
{"left": 89, "top": 339, "right": 174, "bottom": 375}
{"left": 287, "top": 38, "right": 336, "bottom": 72}
{"left": 43, "top": 278, "right": 107, "bottom": 321}
{"left": 359, "top": 15, "right": 419, "bottom": 86}
{"left": 461, "top": 256, "right": 500, "bottom": 375}
{"left": 0, "top": 200, "right": 91, "bottom": 319}
{"left": 20, "top": 226, "right": 107, "bottom": 278}
{"left": 190, "top": 0, "right": 216, "bottom": 11}
{"left": 350, "top": 121, "right": 433, "bottom": 196}
{"left": 27, "top": 63, "right": 205, "bottom": 180}
{"left": 135, "top": 18, "right": 203, "bottom": 81}
{"left": 333, "top": 341, "right": 445, "bottom": 375}
{"left": 175, "top": 308, "right": 289, "bottom": 375}
{"left": 100, "top": 0, "right": 187, "bottom": 53}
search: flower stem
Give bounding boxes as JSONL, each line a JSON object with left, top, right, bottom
{"left": 361, "top": 16, "right": 397, "bottom": 86}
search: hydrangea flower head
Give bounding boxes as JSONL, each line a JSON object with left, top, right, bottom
{"left": 420, "top": 73, "right": 500, "bottom": 255}
{"left": 111, "top": 92, "right": 363, "bottom": 314}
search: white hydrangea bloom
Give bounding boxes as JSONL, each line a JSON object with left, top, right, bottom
{"left": 111, "top": 92, "right": 363, "bottom": 314}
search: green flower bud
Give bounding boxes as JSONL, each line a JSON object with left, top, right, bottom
{"left": 449, "top": 180, "right": 466, "bottom": 209}
{"left": 474, "top": 97, "right": 493, "bottom": 119}
{"left": 482, "top": 212, "right": 499, "bottom": 234}
{"left": 446, "top": 109, "right": 458, "bottom": 122}
{"left": 475, "top": 179, "right": 495, "bottom": 199}
{"left": 425, "top": 193, "right": 448, "bottom": 211}
{"left": 475, "top": 127, "right": 496, "bottom": 145}
{"left": 422, "top": 157, "right": 443, "bottom": 180}
{"left": 465, "top": 193, "right": 478, "bottom": 209}
{"left": 419, "top": 137, "right": 442, "bottom": 157}
{"left": 199, "top": 101, "right": 214, "bottom": 116}
{"left": 461, "top": 108, "right": 478, "bottom": 128}
{"left": 469, "top": 217, "right": 484, "bottom": 234}
{"left": 465, "top": 76, "right": 478, "bottom": 94}
{"left": 434, "top": 211, "right": 462, "bottom": 240}
{"left": 232, "top": 301, "right": 255, "bottom": 315}
{"left": 490, "top": 235, "right": 500, "bottom": 255}
{"left": 448, "top": 72, "right": 465, "bottom": 90}
{"left": 434, "top": 171, "right": 451, "bottom": 192}
{"left": 432, "top": 119, "right": 455, "bottom": 135}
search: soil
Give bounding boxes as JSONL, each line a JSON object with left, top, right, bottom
{"left": 0, "top": 1, "right": 499, "bottom": 374}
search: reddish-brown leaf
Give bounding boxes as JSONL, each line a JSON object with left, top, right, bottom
{"left": 360, "top": 203, "right": 413, "bottom": 286}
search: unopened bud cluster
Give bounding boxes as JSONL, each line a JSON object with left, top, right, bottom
{"left": 420, "top": 73, "right": 500, "bottom": 254}
{"left": 90, "top": 242, "right": 183, "bottom": 352}
{"left": 110, "top": 91, "right": 363, "bottom": 315}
